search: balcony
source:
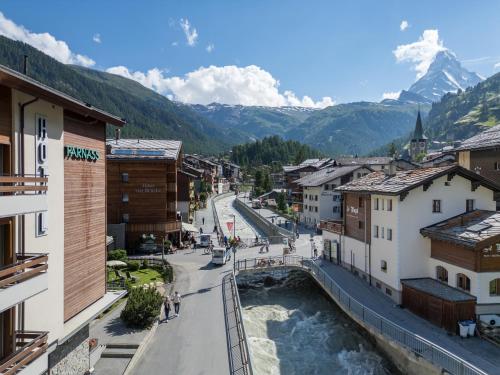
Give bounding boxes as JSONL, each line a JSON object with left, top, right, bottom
{"left": 320, "top": 220, "right": 344, "bottom": 235}
{"left": 0, "top": 331, "right": 48, "bottom": 375}
{"left": 0, "top": 254, "right": 48, "bottom": 312}
{"left": 0, "top": 176, "right": 48, "bottom": 218}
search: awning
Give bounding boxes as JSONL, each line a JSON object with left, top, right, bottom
{"left": 182, "top": 222, "right": 199, "bottom": 232}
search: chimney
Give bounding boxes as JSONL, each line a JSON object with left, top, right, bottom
{"left": 115, "top": 128, "right": 121, "bottom": 144}
{"left": 23, "top": 55, "right": 28, "bottom": 75}
{"left": 383, "top": 162, "right": 396, "bottom": 177}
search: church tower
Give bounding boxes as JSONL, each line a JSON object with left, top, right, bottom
{"left": 409, "top": 110, "right": 428, "bottom": 161}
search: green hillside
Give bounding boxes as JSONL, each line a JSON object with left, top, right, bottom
{"left": 286, "top": 102, "right": 427, "bottom": 156}
{"left": 425, "top": 72, "right": 500, "bottom": 141}
{"left": 0, "top": 36, "right": 238, "bottom": 154}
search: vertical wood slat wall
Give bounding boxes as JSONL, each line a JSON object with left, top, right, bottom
{"left": 63, "top": 112, "right": 106, "bottom": 322}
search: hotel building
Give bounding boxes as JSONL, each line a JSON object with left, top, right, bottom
{"left": 0, "top": 64, "right": 125, "bottom": 374}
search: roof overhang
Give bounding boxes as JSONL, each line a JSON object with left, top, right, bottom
{"left": 0, "top": 64, "right": 125, "bottom": 127}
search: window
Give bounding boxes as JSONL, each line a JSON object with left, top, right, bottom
{"left": 436, "top": 266, "right": 448, "bottom": 283}
{"left": 358, "top": 197, "right": 363, "bottom": 208}
{"left": 387, "top": 199, "right": 392, "bottom": 211}
{"left": 331, "top": 184, "right": 337, "bottom": 189}
{"left": 381, "top": 227, "right": 384, "bottom": 239}
{"left": 376, "top": 282, "right": 381, "bottom": 289}
{"left": 381, "top": 199, "right": 385, "bottom": 210}
{"left": 466, "top": 199, "right": 474, "bottom": 212}
{"left": 357, "top": 172, "right": 361, "bottom": 178}
{"left": 387, "top": 228, "right": 392, "bottom": 241}
{"left": 325, "top": 184, "right": 329, "bottom": 191}
{"left": 495, "top": 162, "right": 500, "bottom": 171}
{"left": 385, "top": 288, "right": 392, "bottom": 296}
{"left": 358, "top": 221, "right": 364, "bottom": 229}
{"left": 122, "top": 172, "right": 129, "bottom": 183}
{"left": 381, "top": 260, "right": 387, "bottom": 272}
{"left": 304, "top": 205, "right": 308, "bottom": 209}
{"left": 457, "top": 273, "right": 471, "bottom": 292}
{"left": 490, "top": 279, "right": 500, "bottom": 296}
{"left": 122, "top": 213, "right": 129, "bottom": 223}
{"left": 315, "top": 207, "right": 318, "bottom": 212}
{"left": 432, "top": 200, "right": 441, "bottom": 213}
{"left": 305, "top": 194, "right": 308, "bottom": 199}
{"left": 315, "top": 195, "right": 318, "bottom": 201}
{"left": 374, "top": 198, "right": 379, "bottom": 210}
{"left": 373, "top": 225, "right": 379, "bottom": 238}
{"left": 333, "top": 206, "right": 339, "bottom": 213}
{"left": 122, "top": 193, "right": 129, "bottom": 203}
{"left": 36, "top": 212, "right": 48, "bottom": 236}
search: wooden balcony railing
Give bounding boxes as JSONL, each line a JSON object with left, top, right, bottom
{"left": 0, "top": 331, "right": 48, "bottom": 374}
{"left": 0, "top": 254, "right": 48, "bottom": 289}
{"left": 0, "top": 175, "right": 48, "bottom": 195}
{"left": 128, "top": 221, "right": 182, "bottom": 233}
{"left": 320, "top": 220, "right": 344, "bottom": 235}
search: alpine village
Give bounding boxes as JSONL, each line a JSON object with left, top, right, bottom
{"left": 1, "top": 4, "right": 500, "bottom": 375}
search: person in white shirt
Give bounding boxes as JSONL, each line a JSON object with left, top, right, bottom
{"left": 173, "top": 291, "right": 182, "bottom": 316}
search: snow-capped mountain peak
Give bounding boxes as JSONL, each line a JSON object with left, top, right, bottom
{"left": 407, "top": 50, "right": 483, "bottom": 102}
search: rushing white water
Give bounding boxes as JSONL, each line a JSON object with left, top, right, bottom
{"left": 238, "top": 272, "right": 399, "bottom": 375}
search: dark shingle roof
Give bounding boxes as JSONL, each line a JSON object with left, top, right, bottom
{"left": 401, "top": 278, "right": 476, "bottom": 302}
{"left": 421, "top": 210, "right": 500, "bottom": 248}
{"left": 337, "top": 157, "right": 392, "bottom": 166}
{"left": 336, "top": 165, "right": 500, "bottom": 195}
{"left": 295, "top": 166, "right": 364, "bottom": 187}
{"left": 455, "top": 124, "right": 500, "bottom": 152}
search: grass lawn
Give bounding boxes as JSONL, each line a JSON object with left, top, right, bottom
{"left": 107, "top": 267, "right": 163, "bottom": 286}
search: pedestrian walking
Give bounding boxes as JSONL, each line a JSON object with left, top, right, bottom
{"left": 173, "top": 292, "right": 181, "bottom": 316}
{"left": 199, "top": 227, "right": 203, "bottom": 234}
{"left": 313, "top": 245, "right": 318, "bottom": 258}
{"left": 164, "top": 296, "right": 172, "bottom": 322}
{"left": 202, "top": 217, "right": 205, "bottom": 225}
{"left": 265, "top": 239, "right": 269, "bottom": 253}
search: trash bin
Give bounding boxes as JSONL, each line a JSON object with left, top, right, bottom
{"left": 458, "top": 322, "right": 469, "bottom": 338}
{"left": 467, "top": 321, "right": 476, "bottom": 336}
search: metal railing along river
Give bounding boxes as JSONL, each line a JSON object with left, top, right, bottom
{"left": 234, "top": 256, "right": 488, "bottom": 375}
{"left": 222, "top": 273, "right": 253, "bottom": 375}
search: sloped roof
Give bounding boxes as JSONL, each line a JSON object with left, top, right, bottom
{"left": 106, "top": 139, "right": 182, "bottom": 160}
{"left": 421, "top": 210, "right": 500, "bottom": 248}
{"left": 296, "top": 166, "right": 364, "bottom": 187}
{"left": 336, "top": 165, "right": 500, "bottom": 195}
{"left": 0, "top": 64, "right": 125, "bottom": 126}
{"left": 336, "top": 157, "right": 392, "bottom": 166}
{"left": 455, "top": 124, "right": 500, "bottom": 152}
{"left": 401, "top": 278, "right": 475, "bottom": 302}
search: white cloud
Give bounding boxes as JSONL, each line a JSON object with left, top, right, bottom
{"left": 106, "top": 64, "right": 334, "bottom": 108}
{"left": 494, "top": 62, "right": 500, "bottom": 70}
{"left": 393, "top": 29, "right": 446, "bottom": 79}
{"left": 382, "top": 91, "right": 401, "bottom": 100}
{"left": 400, "top": 20, "right": 409, "bottom": 31}
{"left": 180, "top": 18, "right": 198, "bottom": 46}
{"left": 0, "top": 12, "right": 95, "bottom": 67}
{"left": 171, "top": 41, "right": 178, "bottom": 47}
{"left": 93, "top": 33, "right": 101, "bottom": 43}
{"left": 206, "top": 43, "right": 214, "bottom": 53}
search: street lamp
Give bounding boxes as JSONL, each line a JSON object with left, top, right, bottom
{"left": 230, "top": 214, "right": 237, "bottom": 271}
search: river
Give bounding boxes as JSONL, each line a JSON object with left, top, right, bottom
{"left": 238, "top": 271, "right": 399, "bottom": 375}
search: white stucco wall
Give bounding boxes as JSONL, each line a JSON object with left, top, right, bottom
{"left": 342, "top": 236, "right": 368, "bottom": 273}
{"left": 302, "top": 186, "right": 321, "bottom": 225}
{"left": 12, "top": 90, "right": 65, "bottom": 343}
{"left": 397, "top": 174, "right": 495, "bottom": 286}
{"left": 370, "top": 195, "right": 400, "bottom": 290}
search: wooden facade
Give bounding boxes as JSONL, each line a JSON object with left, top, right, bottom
{"left": 63, "top": 111, "right": 106, "bottom": 321}
{"left": 431, "top": 239, "right": 500, "bottom": 273}
{"left": 107, "top": 159, "right": 180, "bottom": 248}
{"left": 467, "top": 149, "right": 500, "bottom": 187}
{"left": 402, "top": 283, "right": 475, "bottom": 333}
{"left": 343, "top": 192, "right": 371, "bottom": 243}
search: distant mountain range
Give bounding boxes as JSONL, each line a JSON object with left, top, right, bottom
{"left": 1, "top": 35, "right": 494, "bottom": 158}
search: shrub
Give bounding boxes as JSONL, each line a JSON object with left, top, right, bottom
{"left": 163, "top": 239, "right": 172, "bottom": 250}
{"left": 108, "top": 249, "right": 127, "bottom": 262}
{"left": 120, "top": 287, "right": 162, "bottom": 328}
{"left": 126, "top": 260, "right": 140, "bottom": 271}
{"left": 141, "top": 260, "right": 148, "bottom": 269}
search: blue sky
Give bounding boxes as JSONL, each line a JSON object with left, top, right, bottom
{"left": 1, "top": 0, "right": 499, "bottom": 106}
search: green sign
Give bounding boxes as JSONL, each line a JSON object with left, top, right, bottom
{"left": 64, "top": 145, "right": 100, "bottom": 161}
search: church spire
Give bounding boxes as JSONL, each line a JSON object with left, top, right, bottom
{"left": 413, "top": 109, "right": 424, "bottom": 140}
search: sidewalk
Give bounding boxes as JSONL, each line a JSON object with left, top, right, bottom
{"left": 316, "top": 259, "right": 500, "bottom": 375}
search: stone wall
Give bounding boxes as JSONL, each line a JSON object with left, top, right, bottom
{"left": 49, "top": 324, "right": 90, "bottom": 375}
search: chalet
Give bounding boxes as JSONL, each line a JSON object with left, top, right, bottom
{"left": 0, "top": 64, "right": 125, "bottom": 374}
{"left": 184, "top": 154, "right": 219, "bottom": 192}
{"left": 178, "top": 170, "right": 196, "bottom": 222}
{"left": 295, "top": 165, "right": 372, "bottom": 227}
{"left": 325, "top": 165, "right": 499, "bottom": 309}
{"left": 106, "top": 138, "right": 183, "bottom": 249}
{"left": 456, "top": 124, "right": 500, "bottom": 186}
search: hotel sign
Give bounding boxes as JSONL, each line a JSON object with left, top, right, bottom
{"left": 64, "top": 145, "right": 100, "bottom": 161}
